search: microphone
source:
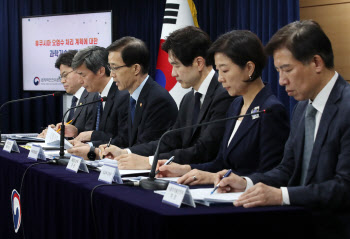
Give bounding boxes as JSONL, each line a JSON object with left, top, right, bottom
{"left": 0, "top": 92, "right": 64, "bottom": 145}
{"left": 139, "top": 108, "right": 272, "bottom": 190}
{"left": 54, "top": 96, "right": 108, "bottom": 165}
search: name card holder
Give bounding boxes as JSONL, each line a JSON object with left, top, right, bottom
{"left": 162, "top": 182, "right": 196, "bottom": 208}
{"left": 66, "top": 155, "right": 89, "bottom": 173}
{"left": 98, "top": 163, "right": 123, "bottom": 184}
{"left": 3, "top": 139, "right": 20, "bottom": 153}
{"left": 28, "top": 144, "right": 46, "bottom": 161}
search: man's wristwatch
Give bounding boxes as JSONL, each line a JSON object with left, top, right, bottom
{"left": 87, "top": 146, "right": 96, "bottom": 161}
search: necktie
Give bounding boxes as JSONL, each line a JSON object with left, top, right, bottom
{"left": 95, "top": 95, "right": 103, "bottom": 131}
{"left": 192, "top": 92, "right": 202, "bottom": 125}
{"left": 130, "top": 97, "right": 136, "bottom": 123}
{"left": 300, "top": 104, "right": 317, "bottom": 185}
{"left": 67, "top": 96, "right": 78, "bottom": 122}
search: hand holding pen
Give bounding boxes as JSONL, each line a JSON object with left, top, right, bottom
{"left": 56, "top": 119, "right": 73, "bottom": 133}
{"left": 211, "top": 169, "right": 232, "bottom": 194}
{"left": 155, "top": 156, "right": 174, "bottom": 175}
{"left": 107, "top": 138, "right": 112, "bottom": 147}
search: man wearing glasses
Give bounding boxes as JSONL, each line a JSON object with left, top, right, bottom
{"left": 68, "top": 41, "right": 178, "bottom": 160}
{"left": 64, "top": 46, "right": 130, "bottom": 151}
{"left": 38, "top": 50, "right": 97, "bottom": 138}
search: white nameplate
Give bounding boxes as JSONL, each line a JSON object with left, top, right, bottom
{"left": 28, "top": 144, "right": 46, "bottom": 161}
{"left": 3, "top": 139, "right": 20, "bottom": 153}
{"left": 66, "top": 155, "right": 89, "bottom": 173}
{"left": 162, "top": 182, "right": 196, "bottom": 208}
{"left": 98, "top": 164, "right": 123, "bottom": 184}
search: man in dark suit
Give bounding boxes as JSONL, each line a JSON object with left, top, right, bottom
{"left": 100, "top": 26, "right": 235, "bottom": 169}
{"left": 215, "top": 20, "right": 350, "bottom": 238}
{"left": 38, "top": 50, "right": 97, "bottom": 138}
{"left": 68, "top": 39, "right": 178, "bottom": 160}
{"left": 106, "top": 37, "right": 178, "bottom": 148}
{"left": 66, "top": 46, "right": 130, "bottom": 158}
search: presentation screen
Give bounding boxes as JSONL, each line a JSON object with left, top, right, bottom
{"left": 22, "top": 11, "right": 112, "bottom": 91}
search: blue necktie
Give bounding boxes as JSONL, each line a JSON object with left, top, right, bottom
{"left": 95, "top": 95, "right": 103, "bottom": 131}
{"left": 130, "top": 97, "right": 136, "bottom": 123}
{"left": 67, "top": 96, "right": 78, "bottom": 122}
{"left": 300, "top": 104, "right": 317, "bottom": 185}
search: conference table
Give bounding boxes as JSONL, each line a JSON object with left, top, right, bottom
{"left": 0, "top": 147, "right": 313, "bottom": 239}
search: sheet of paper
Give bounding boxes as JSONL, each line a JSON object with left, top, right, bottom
{"left": 27, "top": 142, "right": 60, "bottom": 150}
{"left": 43, "top": 150, "right": 71, "bottom": 159}
{"left": 45, "top": 127, "right": 73, "bottom": 149}
{"left": 156, "top": 177, "right": 179, "bottom": 182}
{"left": 203, "top": 191, "right": 243, "bottom": 202}
{"left": 84, "top": 159, "right": 150, "bottom": 176}
{"left": 155, "top": 187, "right": 243, "bottom": 204}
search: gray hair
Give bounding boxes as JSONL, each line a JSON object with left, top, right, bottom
{"left": 72, "top": 46, "right": 110, "bottom": 76}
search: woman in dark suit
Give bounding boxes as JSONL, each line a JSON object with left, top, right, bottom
{"left": 157, "top": 30, "right": 290, "bottom": 185}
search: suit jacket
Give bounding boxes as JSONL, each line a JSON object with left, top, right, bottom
{"left": 250, "top": 76, "right": 350, "bottom": 208}
{"left": 91, "top": 83, "right": 129, "bottom": 147}
{"left": 111, "top": 77, "right": 177, "bottom": 147}
{"left": 130, "top": 73, "right": 235, "bottom": 164}
{"left": 191, "top": 85, "right": 289, "bottom": 176}
{"left": 72, "top": 89, "right": 98, "bottom": 134}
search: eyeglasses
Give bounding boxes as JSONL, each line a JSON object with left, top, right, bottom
{"left": 58, "top": 70, "right": 74, "bottom": 81}
{"left": 107, "top": 64, "right": 127, "bottom": 72}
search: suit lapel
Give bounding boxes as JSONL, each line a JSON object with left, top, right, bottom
{"left": 222, "top": 97, "right": 243, "bottom": 153}
{"left": 290, "top": 104, "right": 307, "bottom": 184}
{"left": 72, "top": 90, "right": 88, "bottom": 125}
{"left": 129, "top": 79, "right": 151, "bottom": 145}
{"left": 225, "top": 85, "right": 270, "bottom": 155}
{"left": 305, "top": 77, "right": 344, "bottom": 184}
{"left": 191, "top": 74, "right": 219, "bottom": 137}
{"left": 182, "top": 89, "right": 195, "bottom": 146}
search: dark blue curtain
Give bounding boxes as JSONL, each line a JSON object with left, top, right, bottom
{"left": 193, "top": 0, "right": 299, "bottom": 116}
{"left": 0, "top": 0, "right": 298, "bottom": 133}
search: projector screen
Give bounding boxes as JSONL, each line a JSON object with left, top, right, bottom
{"left": 22, "top": 11, "right": 112, "bottom": 91}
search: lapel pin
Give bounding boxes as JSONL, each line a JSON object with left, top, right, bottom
{"left": 251, "top": 106, "right": 260, "bottom": 120}
{"left": 79, "top": 102, "right": 83, "bottom": 105}
{"left": 140, "top": 103, "right": 142, "bottom": 107}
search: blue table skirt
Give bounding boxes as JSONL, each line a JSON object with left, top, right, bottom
{"left": 0, "top": 148, "right": 312, "bottom": 239}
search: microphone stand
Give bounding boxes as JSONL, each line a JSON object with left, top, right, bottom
{"left": 139, "top": 108, "right": 271, "bottom": 190}
{"left": 0, "top": 92, "right": 63, "bottom": 147}
{"left": 54, "top": 97, "right": 107, "bottom": 165}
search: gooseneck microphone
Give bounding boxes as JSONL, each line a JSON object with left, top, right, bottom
{"left": 54, "top": 96, "right": 108, "bottom": 165}
{"left": 0, "top": 92, "right": 64, "bottom": 146}
{"left": 139, "top": 108, "right": 272, "bottom": 190}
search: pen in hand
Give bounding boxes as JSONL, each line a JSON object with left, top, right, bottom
{"left": 210, "top": 169, "right": 232, "bottom": 195}
{"left": 56, "top": 119, "right": 73, "bottom": 133}
{"left": 102, "top": 138, "right": 113, "bottom": 159}
{"left": 155, "top": 156, "right": 175, "bottom": 175}
{"left": 107, "top": 138, "right": 112, "bottom": 147}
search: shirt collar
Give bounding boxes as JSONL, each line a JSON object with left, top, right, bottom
{"left": 100, "top": 78, "right": 114, "bottom": 98}
{"left": 131, "top": 75, "right": 149, "bottom": 102}
{"left": 310, "top": 71, "right": 338, "bottom": 114}
{"left": 73, "top": 87, "right": 85, "bottom": 100}
{"left": 194, "top": 69, "right": 215, "bottom": 97}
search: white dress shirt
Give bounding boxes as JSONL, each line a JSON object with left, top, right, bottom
{"left": 245, "top": 71, "right": 339, "bottom": 205}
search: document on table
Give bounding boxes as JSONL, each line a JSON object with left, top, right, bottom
{"left": 44, "top": 127, "right": 73, "bottom": 149}
{"left": 43, "top": 150, "right": 71, "bottom": 159}
{"left": 1, "top": 133, "right": 44, "bottom": 142}
{"left": 156, "top": 177, "right": 179, "bottom": 182}
{"left": 155, "top": 188, "right": 243, "bottom": 206}
{"left": 84, "top": 159, "right": 150, "bottom": 176}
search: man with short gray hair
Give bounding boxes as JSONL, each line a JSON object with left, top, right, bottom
{"left": 65, "top": 46, "right": 129, "bottom": 154}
